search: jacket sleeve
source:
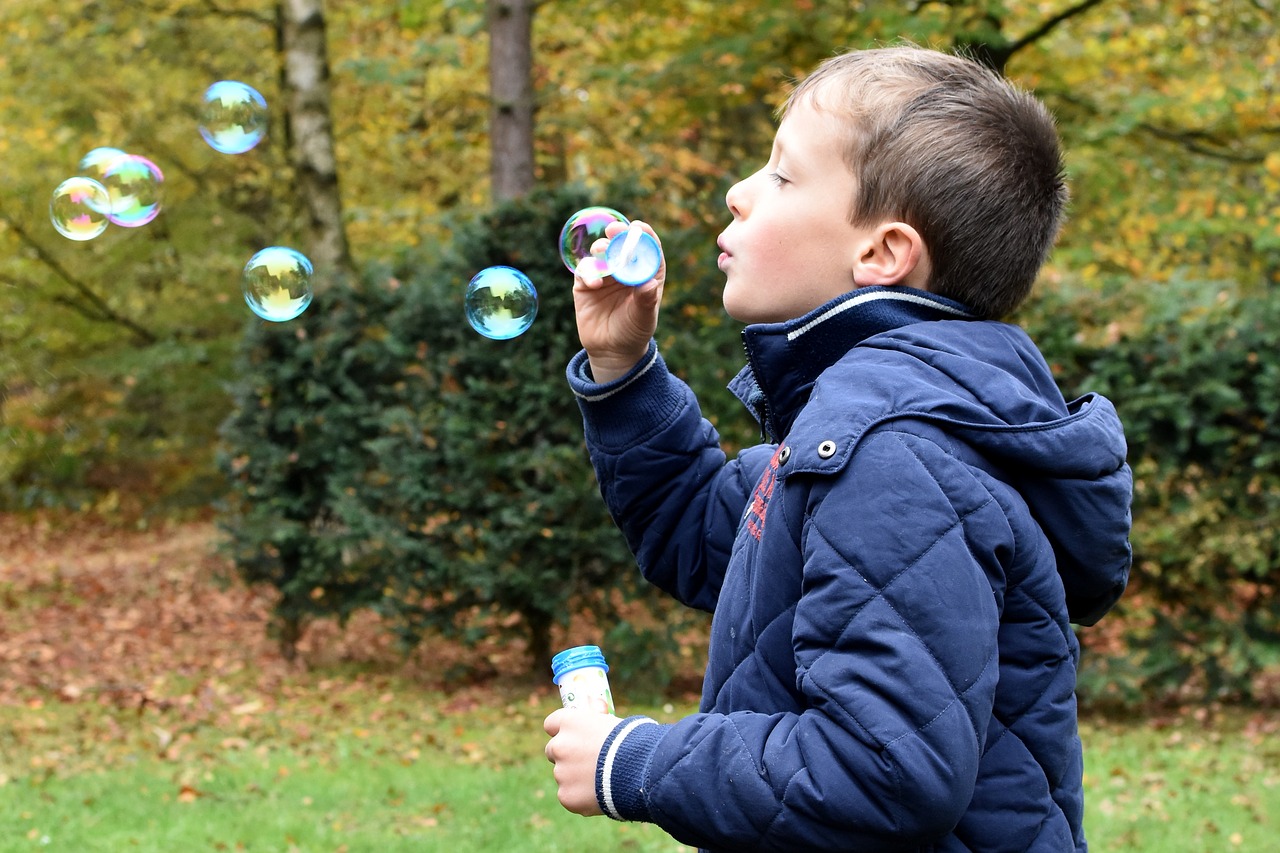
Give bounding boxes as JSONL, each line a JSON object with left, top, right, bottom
{"left": 599, "top": 427, "right": 1007, "bottom": 851}
{"left": 568, "top": 343, "right": 775, "bottom": 612}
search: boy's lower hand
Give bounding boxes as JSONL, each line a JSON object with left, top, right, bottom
{"left": 573, "top": 220, "right": 665, "bottom": 385}
{"left": 543, "top": 708, "right": 622, "bottom": 816}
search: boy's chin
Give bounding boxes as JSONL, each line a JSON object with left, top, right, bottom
{"left": 722, "top": 284, "right": 761, "bottom": 324}
{"left": 723, "top": 291, "right": 790, "bottom": 326}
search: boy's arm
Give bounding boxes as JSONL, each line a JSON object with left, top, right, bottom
{"left": 594, "top": 429, "right": 1006, "bottom": 851}
{"left": 568, "top": 221, "right": 770, "bottom": 609}
{"left": 568, "top": 342, "right": 772, "bottom": 611}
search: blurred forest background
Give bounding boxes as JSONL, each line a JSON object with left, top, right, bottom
{"left": 1, "top": 0, "right": 1278, "bottom": 709}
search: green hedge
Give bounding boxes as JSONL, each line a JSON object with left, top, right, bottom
{"left": 1024, "top": 275, "right": 1280, "bottom": 706}
{"left": 218, "top": 186, "right": 713, "bottom": 687}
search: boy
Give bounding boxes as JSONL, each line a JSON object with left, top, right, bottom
{"left": 544, "top": 44, "right": 1132, "bottom": 852}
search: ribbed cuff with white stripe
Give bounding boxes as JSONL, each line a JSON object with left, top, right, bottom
{"left": 595, "top": 715, "right": 664, "bottom": 822}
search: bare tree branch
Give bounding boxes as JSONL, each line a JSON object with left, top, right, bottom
{"left": 1006, "top": 0, "right": 1110, "bottom": 57}
{"left": 0, "top": 209, "right": 158, "bottom": 345}
{"left": 953, "top": 0, "right": 1110, "bottom": 72}
{"left": 1135, "top": 122, "right": 1266, "bottom": 164}
{"left": 1053, "top": 91, "right": 1270, "bottom": 163}
{"left": 133, "top": 0, "right": 274, "bottom": 26}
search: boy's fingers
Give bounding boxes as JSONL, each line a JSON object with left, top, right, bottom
{"left": 573, "top": 256, "right": 604, "bottom": 288}
{"left": 543, "top": 708, "right": 565, "bottom": 736}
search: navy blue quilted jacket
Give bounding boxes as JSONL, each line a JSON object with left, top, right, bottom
{"left": 567, "top": 287, "right": 1133, "bottom": 853}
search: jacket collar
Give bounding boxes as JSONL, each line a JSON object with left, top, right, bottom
{"left": 728, "top": 286, "right": 974, "bottom": 441}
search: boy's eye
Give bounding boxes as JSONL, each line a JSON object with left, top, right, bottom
{"left": 768, "top": 172, "right": 789, "bottom": 187}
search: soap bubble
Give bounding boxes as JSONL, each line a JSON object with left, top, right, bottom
{"left": 464, "top": 266, "right": 538, "bottom": 340}
{"left": 200, "top": 81, "right": 268, "bottom": 154}
{"left": 99, "top": 154, "right": 164, "bottom": 227}
{"left": 49, "top": 176, "right": 111, "bottom": 241}
{"left": 242, "top": 247, "right": 314, "bottom": 322}
{"left": 559, "top": 207, "right": 628, "bottom": 276}
{"left": 603, "top": 225, "right": 662, "bottom": 286}
{"left": 78, "top": 147, "right": 127, "bottom": 182}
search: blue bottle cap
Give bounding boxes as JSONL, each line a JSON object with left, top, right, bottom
{"left": 551, "top": 645, "right": 609, "bottom": 683}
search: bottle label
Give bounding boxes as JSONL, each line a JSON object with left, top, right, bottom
{"left": 557, "top": 666, "right": 615, "bottom": 715}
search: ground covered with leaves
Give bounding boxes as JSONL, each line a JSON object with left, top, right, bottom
{"left": 0, "top": 515, "right": 556, "bottom": 720}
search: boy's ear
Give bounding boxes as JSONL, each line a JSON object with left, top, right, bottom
{"left": 851, "top": 221, "right": 930, "bottom": 289}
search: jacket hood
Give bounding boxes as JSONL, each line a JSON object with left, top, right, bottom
{"left": 735, "top": 288, "right": 1133, "bottom": 625}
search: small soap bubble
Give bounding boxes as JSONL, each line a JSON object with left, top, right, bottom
{"left": 200, "top": 81, "right": 268, "bottom": 154}
{"left": 559, "top": 207, "right": 629, "bottom": 276}
{"left": 464, "top": 266, "right": 538, "bottom": 340}
{"left": 603, "top": 225, "right": 662, "bottom": 286}
{"left": 242, "top": 247, "right": 314, "bottom": 322}
{"left": 50, "top": 176, "right": 111, "bottom": 241}
{"left": 100, "top": 154, "right": 164, "bottom": 227}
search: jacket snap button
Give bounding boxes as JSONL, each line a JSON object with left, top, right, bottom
{"left": 817, "top": 440, "right": 837, "bottom": 459}
{"left": 778, "top": 446, "right": 791, "bottom": 464}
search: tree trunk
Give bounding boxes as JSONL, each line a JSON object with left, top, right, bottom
{"left": 487, "top": 0, "right": 536, "bottom": 201}
{"left": 279, "top": 0, "right": 354, "bottom": 278}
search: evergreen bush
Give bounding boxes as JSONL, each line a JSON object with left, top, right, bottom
{"left": 1025, "top": 276, "right": 1280, "bottom": 705}
{"left": 218, "top": 186, "right": 711, "bottom": 684}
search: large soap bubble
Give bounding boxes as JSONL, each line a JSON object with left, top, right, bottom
{"left": 464, "top": 266, "right": 538, "bottom": 340}
{"left": 242, "top": 246, "right": 314, "bottom": 322}
{"left": 559, "top": 207, "right": 628, "bottom": 277}
{"left": 200, "top": 81, "right": 268, "bottom": 154}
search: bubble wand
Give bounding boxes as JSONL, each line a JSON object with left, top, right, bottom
{"left": 603, "top": 222, "right": 662, "bottom": 286}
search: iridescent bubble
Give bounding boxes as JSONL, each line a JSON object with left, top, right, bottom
{"left": 49, "top": 176, "right": 111, "bottom": 241}
{"left": 603, "top": 224, "right": 663, "bottom": 286}
{"left": 77, "top": 147, "right": 127, "bottom": 183}
{"left": 464, "top": 266, "right": 538, "bottom": 340}
{"left": 559, "top": 207, "right": 629, "bottom": 276}
{"left": 200, "top": 80, "right": 268, "bottom": 154}
{"left": 242, "top": 247, "right": 314, "bottom": 322}
{"left": 100, "top": 154, "right": 163, "bottom": 227}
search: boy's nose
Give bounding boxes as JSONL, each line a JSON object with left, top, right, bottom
{"left": 725, "top": 178, "right": 747, "bottom": 219}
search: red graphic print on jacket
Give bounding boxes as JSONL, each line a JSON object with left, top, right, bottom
{"left": 745, "top": 444, "right": 785, "bottom": 541}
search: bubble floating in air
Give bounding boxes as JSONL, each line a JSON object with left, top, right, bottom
{"left": 559, "top": 207, "right": 628, "bottom": 277}
{"left": 49, "top": 176, "right": 111, "bottom": 241}
{"left": 100, "top": 154, "right": 164, "bottom": 227}
{"left": 78, "top": 147, "right": 128, "bottom": 183}
{"left": 464, "top": 266, "right": 538, "bottom": 340}
{"left": 200, "top": 80, "right": 268, "bottom": 154}
{"left": 242, "top": 246, "right": 314, "bottom": 322}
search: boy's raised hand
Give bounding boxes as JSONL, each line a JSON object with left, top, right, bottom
{"left": 573, "top": 220, "right": 665, "bottom": 384}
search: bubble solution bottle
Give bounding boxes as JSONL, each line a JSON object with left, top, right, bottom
{"left": 551, "top": 645, "right": 616, "bottom": 715}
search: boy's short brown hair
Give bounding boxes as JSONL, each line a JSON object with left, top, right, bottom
{"left": 783, "top": 45, "right": 1068, "bottom": 319}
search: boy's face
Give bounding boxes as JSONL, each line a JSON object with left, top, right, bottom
{"left": 718, "top": 98, "right": 871, "bottom": 324}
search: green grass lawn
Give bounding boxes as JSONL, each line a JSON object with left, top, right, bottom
{"left": 1081, "top": 711, "right": 1278, "bottom": 851}
{"left": 3, "top": 677, "right": 1276, "bottom": 852}
{"left": 1, "top": 679, "right": 692, "bottom": 852}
